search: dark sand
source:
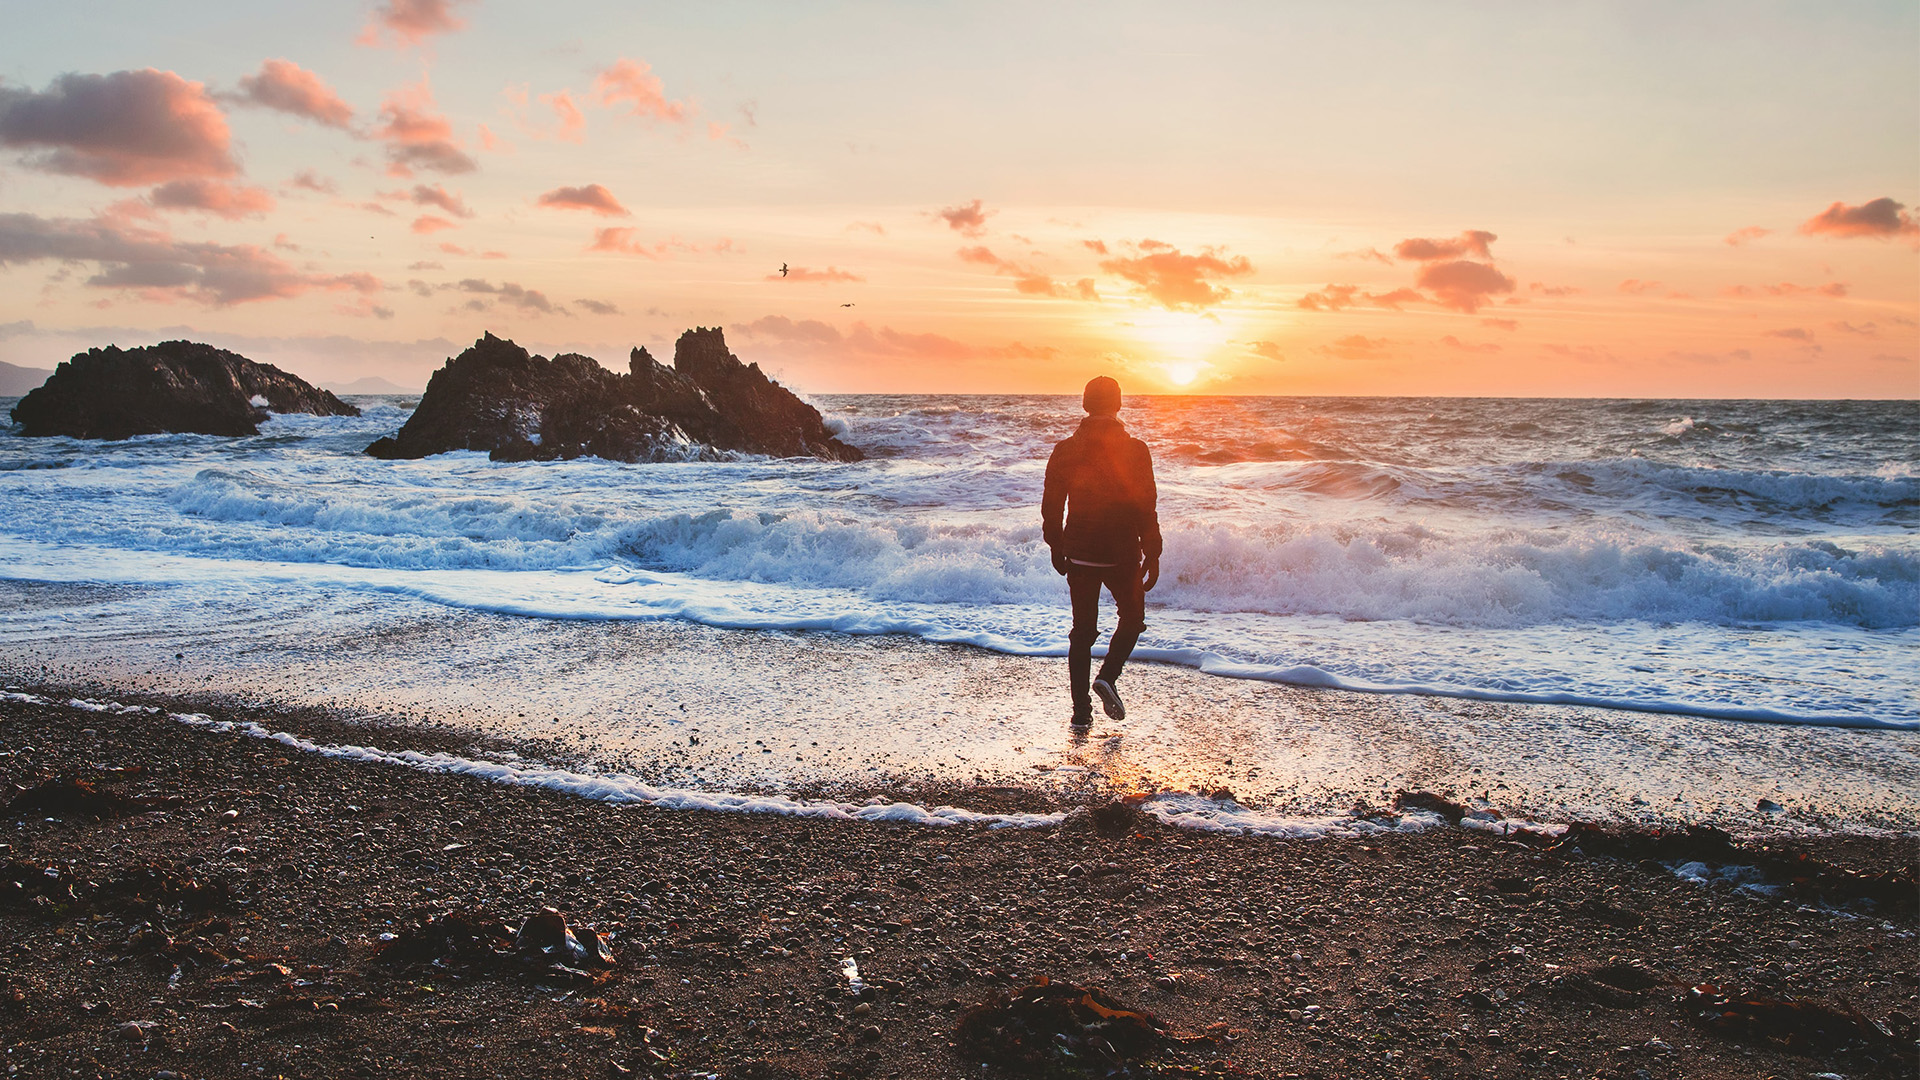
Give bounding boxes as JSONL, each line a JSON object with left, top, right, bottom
{"left": 1, "top": 685, "right": 1914, "bottom": 1080}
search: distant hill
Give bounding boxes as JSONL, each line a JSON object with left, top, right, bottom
{"left": 0, "top": 360, "right": 53, "bottom": 397}
{"left": 324, "top": 376, "right": 423, "bottom": 395}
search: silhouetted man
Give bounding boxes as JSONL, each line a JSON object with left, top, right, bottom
{"left": 1042, "top": 376, "right": 1161, "bottom": 727}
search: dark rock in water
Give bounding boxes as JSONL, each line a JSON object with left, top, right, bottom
{"left": 10, "top": 340, "right": 358, "bottom": 439}
{"left": 365, "top": 329, "right": 862, "bottom": 462}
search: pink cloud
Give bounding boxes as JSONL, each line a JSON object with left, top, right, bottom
{"left": 149, "top": 178, "right": 275, "bottom": 219}
{"left": 587, "top": 228, "right": 707, "bottom": 259}
{"left": 289, "top": 170, "right": 337, "bottom": 194}
{"left": 358, "top": 0, "right": 469, "bottom": 48}
{"left": 1827, "top": 321, "right": 1878, "bottom": 337}
{"left": 1799, "top": 197, "right": 1918, "bottom": 240}
{"left": 1335, "top": 247, "right": 1394, "bottom": 264}
{"left": 1528, "top": 282, "right": 1580, "bottom": 297}
{"left": 1480, "top": 317, "right": 1518, "bottom": 331}
{"left": 0, "top": 210, "right": 379, "bottom": 305}
{"left": 1099, "top": 242, "right": 1252, "bottom": 311}
{"left": 1394, "top": 230, "right": 1496, "bottom": 261}
{"left": 477, "top": 123, "right": 509, "bottom": 153}
{"left": 1764, "top": 327, "right": 1813, "bottom": 342}
{"left": 767, "top": 265, "right": 863, "bottom": 284}
{"left": 1296, "top": 284, "right": 1360, "bottom": 311}
{"left": 592, "top": 59, "right": 691, "bottom": 124}
{"left": 1439, "top": 335, "right": 1501, "bottom": 354}
{"left": 1722, "top": 281, "right": 1849, "bottom": 298}
{"left": 1723, "top": 225, "right": 1770, "bottom": 247}
{"left": 1319, "top": 335, "right": 1390, "bottom": 360}
{"left": 1617, "top": 279, "right": 1664, "bottom": 295}
{"left": 1082, "top": 239, "right": 1109, "bottom": 255}
{"left": 411, "top": 215, "right": 457, "bottom": 234}
{"left": 536, "top": 184, "right": 629, "bottom": 216}
{"left": 0, "top": 69, "right": 236, "bottom": 186}
{"left": 846, "top": 220, "right": 887, "bottom": 236}
{"left": 410, "top": 183, "right": 473, "bottom": 218}
{"left": 936, "top": 199, "right": 993, "bottom": 237}
{"left": 234, "top": 60, "right": 353, "bottom": 128}
{"left": 373, "top": 80, "right": 475, "bottom": 177}
{"left": 958, "top": 245, "right": 1096, "bottom": 300}
{"left": 453, "top": 277, "right": 560, "bottom": 314}
{"left": 1247, "top": 340, "right": 1285, "bottom": 362}
{"left": 1367, "top": 287, "right": 1424, "bottom": 310}
{"left": 541, "top": 90, "right": 585, "bottom": 142}
{"left": 1415, "top": 260, "right": 1515, "bottom": 313}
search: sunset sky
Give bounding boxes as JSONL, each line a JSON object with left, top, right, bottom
{"left": 1, "top": 1, "right": 1914, "bottom": 397}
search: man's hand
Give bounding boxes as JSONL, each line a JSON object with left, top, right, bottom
{"left": 1142, "top": 556, "right": 1160, "bottom": 593}
{"left": 1051, "top": 547, "right": 1070, "bottom": 576}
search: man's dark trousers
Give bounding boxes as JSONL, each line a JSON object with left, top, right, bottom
{"left": 1067, "top": 560, "right": 1146, "bottom": 713}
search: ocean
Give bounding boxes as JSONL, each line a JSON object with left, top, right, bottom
{"left": 0, "top": 393, "right": 1913, "bottom": 734}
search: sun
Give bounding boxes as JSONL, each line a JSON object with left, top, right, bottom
{"left": 1163, "top": 362, "right": 1202, "bottom": 386}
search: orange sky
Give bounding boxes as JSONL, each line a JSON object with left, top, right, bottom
{"left": 1, "top": 2, "right": 1914, "bottom": 397}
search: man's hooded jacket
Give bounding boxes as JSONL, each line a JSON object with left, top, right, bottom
{"left": 1042, "top": 414, "right": 1162, "bottom": 567}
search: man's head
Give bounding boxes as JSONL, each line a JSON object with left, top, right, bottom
{"left": 1082, "top": 376, "right": 1122, "bottom": 416}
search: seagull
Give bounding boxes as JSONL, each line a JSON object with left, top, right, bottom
{"left": 840, "top": 303, "right": 855, "bottom": 307}
{"left": 778, "top": 263, "right": 789, "bottom": 277}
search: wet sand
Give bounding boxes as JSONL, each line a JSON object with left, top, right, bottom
{"left": 1, "top": 579, "right": 1915, "bottom": 833}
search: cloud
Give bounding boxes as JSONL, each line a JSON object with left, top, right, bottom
{"left": 1798, "top": 197, "right": 1918, "bottom": 240}
{"left": 358, "top": 0, "right": 469, "bottom": 48}
{"left": 359, "top": 201, "right": 397, "bottom": 217}
{"left": 1528, "top": 282, "right": 1580, "bottom": 297}
{"left": 1827, "top": 321, "right": 1878, "bottom": 337}
{"left": 373, "top": 80, "right": 475, "bottom": 177}
{"left": 1723, "top": 225, "right": 1770, "bottom": 247}
{"left": 1415, "top": 260, "right": 1515, "bottom": 313}
{"left": 956, "top": 246, "right": 1096, "bottom": 300}
{"left": 575, "top": 298, "right": 620, "bottom": 316}
{"left": 1664, "top": 348, "right": 1754, "bottom": 365}
{"left": 1764, "top": 327, "right": 1813, "bottom": 342}
{"left": 1544, "top": 343, "right": 1617, "bottom": 364}
{"left": 1394, "top": 230, "right": 1496, "bottom": 261}
{"left": 845, "top": 221, "right": 887, "bottom": 236}
{"left": 936, "top": 199, "right": 992, "bottom": 237}
{"left": 0, "top": 210, "right": 379, "bottom": 305}
{"left": 541, "top": 90, "right": 585, "bottom": 142}
{"left": 407, "top": 260, "right": 443, "bottom": 271}
{"left": 0, "top": 69, "right": 236, "bottom": 186}
{"left": 1722, "top": 281, "right": 1848, "bottom": 298}
{"left": 1439, "top": 335, "right": 1501, "bottom": 353}
{"left": 587, "top": 228, "right": 708, "bottom": 259}
{"left": 1099, "top": 242, "right": 1253, "bottom": 311}
{"left": 1617, "top": 279, "right": 1664, "bottom": 295}
{"left": 410, "top": 183, "right": 473, "bottom": 218}
{"left": 1296, "top": 284, "right": 1359, "bottom": 311}
{"left": 592, "top": 59, "right": 690, "bottom": 124}
{"left": 149, "top": 178, "right": 275, "bottom": 219}
{"left": 733, "top": 315, "right": 973, "bottom": 362}
{"left": 767, "top": 265, "right": 863, "bottom": 284}
{"left": 1367, "top": 287, "right": 1424, "bottom": 311}
{"left": 536, "top": 184, "right": 628, "bottom": 216}
{"left": 1082, "top": 239, "right": 1109, "bottom": 255}
{"left": 233, "top": 59, "right": 353, "bottom": 128}
{"left": 1480, "top": 317, "right": 1518, "bottom": 331}
{"left": 1319, "top": 335, "right": 1390, "bottom": 360}
{"left": 1335, "top": 246, "right": 1394, "bottom": 264}
{"left": 411, "top": 215, "right": 457, "bottom": 234}
{"left": 289, "top": 170, "right": 337, "bottom": 195}
{"left": 455, "top": 278, "right": 560, "bottom": 314}
{"left": 477, "top": 123, "right": 508, "bottom": 153}
{"left": 1247, "top": 340, "right": 1285, "bottom": 362}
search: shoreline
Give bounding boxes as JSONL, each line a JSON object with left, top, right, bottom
{"left": 2, "top": 683, "right": 1915, "bottom": 1079}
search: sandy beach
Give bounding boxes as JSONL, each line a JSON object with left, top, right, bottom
{"left": 2, "top": 605, "right": 1916, "bottom": 1078}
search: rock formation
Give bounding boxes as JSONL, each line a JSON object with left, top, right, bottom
{"left": 365, "top": 329, "right": 862, "bottom": 462}
{"left": 9, "top": 341, "right": 358, "bottom": 439}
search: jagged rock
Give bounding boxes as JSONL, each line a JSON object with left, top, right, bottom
{"left": 9, "top": 340, "right": 358, "bottom": 439}
{"left": 365, "top": 329, "right": 862, "bottom": 462}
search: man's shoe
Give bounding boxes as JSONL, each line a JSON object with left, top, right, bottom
{"left": 1092, "top": 678, "right": 1125, "bottom": 721}
{"left": 1070, "top": 704, "right": 1094, "bottom": 728}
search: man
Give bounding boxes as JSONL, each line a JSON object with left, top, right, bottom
{"left": 1041, "top": 376, "right": 1161, "bottom": 727}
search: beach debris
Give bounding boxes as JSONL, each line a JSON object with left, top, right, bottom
{"left": 1088, "top": 799, "right": 1147, "bottom": 838}
{"left": 376, "top": 907, "right": 614, "bottom": 981}
{"left": 955, "top": 976, "right": 1239, "bottom": 1077}
{"left": 5, "top": 776, "right": 144, "bottom": 820}
{"left": 1551, "top": 824, "right": 1917, "bottom": 913}
{"left": 516, "top": 906, "right": 615, "bottom": 969}
{"left": 1394, "top": 789, "right": 1469, "bottom": 824}
{"left": 840, "top": 956, "right": 868, "bottom": 996}
{"left": 1687, "top": 984, "right": 1903, "bottom": 1059}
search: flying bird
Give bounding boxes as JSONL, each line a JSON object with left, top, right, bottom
{"left": 778, "top": 263, "right": 789, "bottom": 277}
{"left": 840, "top": 303, "right": 855, "bottom": 307}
